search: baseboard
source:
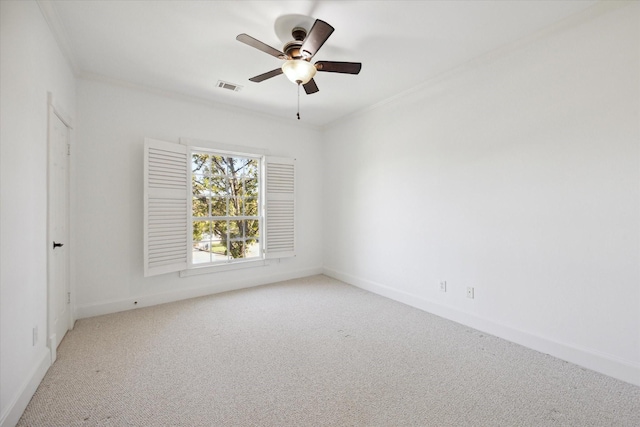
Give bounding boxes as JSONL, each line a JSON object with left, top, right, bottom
{"left": 48, "top": 334, "right": 57, "bottom": 363}
{"left": 323, "top": 267, "right": 640, "bottom": 387}
{"left": 0, "top": 348, "right": 51, "bottom": 427}
{"left": 76, "top": 267, "right": 323, "bottom": 319}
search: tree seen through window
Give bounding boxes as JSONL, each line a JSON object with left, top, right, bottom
{"left": 191, "top": 152, "right": 260, "bottom": 264}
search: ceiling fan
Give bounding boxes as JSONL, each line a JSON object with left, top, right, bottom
{"left": 236, "top": 19, "right": 362, "bottom": 118}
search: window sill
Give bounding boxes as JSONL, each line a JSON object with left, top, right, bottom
{"left": 179, "top": 259, "right": 269, "bottom": 277}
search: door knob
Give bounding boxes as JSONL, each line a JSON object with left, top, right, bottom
{"left": 53, "top": 241, "right": 64, "bottom": 249}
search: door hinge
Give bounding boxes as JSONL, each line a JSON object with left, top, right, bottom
{"left": 67, "top": 144, "right": 71, "bottom": 156}
{"left": 67, "top": 292, "right": 71, "bottom": 304}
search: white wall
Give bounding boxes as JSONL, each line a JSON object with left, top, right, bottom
{"left": 322, "top": 3, "right": 640, "bottom": 385}
{"left": 0, "top": 1, "right": 77, "bottom": 425}
{"left": 74, "top": 79, "right": 323, "bottom": 317}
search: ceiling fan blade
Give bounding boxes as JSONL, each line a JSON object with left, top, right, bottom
{"left": 249, "top": 68, "right": 283, "bottom": 82}
{"left": 236, "top": 34, "right": 286, "bottom": 59}
{"left": 300, "top": 20, "right": 334, "bottom": 59}
{"left": 303, "top": 79, "right": 319, "bottom": 95}
{"left": 315, "top": 61, "right": 362, "bottom": 74}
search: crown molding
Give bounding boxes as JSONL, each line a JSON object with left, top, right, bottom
{"left": 323, "top": 0, "right": 634, "bottom": 131}
{"left": 78, "top": 71, "right": 322, "bottom": 132}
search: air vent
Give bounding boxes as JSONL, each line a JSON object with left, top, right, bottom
{"left": 216, "top": 80, "right": 242, "bottom": 92}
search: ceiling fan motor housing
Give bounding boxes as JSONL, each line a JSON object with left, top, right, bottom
{"left": 283, "top": 41, "right": 303, "bottom": 59}
{"left": 284, "top": 27, "right": 308, "bottom": 59}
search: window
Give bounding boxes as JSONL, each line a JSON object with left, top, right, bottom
{"left": 143, "top": 138, "right": 295, "bottom": 277}
{"left": 191, "top": 151, "right": 261, "bottom": 266}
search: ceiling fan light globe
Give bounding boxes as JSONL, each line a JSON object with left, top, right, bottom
{"left": 281, "top": 60, "right": 317, "bottom": 85}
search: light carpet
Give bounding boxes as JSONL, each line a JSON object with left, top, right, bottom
{"left": 18, "top": 275, "right": 640, "bottom": 426}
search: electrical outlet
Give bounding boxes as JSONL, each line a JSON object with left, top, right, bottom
{"left": 439, "top": 281, "right": 447, "bottom": 292}
{"left": 466, "top": 287, "right": 474, "bottom": 299}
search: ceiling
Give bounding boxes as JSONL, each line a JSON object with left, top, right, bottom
{"left": 42, "top": 0, "right": 599, "bottom": 127}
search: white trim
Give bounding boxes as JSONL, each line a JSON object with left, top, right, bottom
{"left": 79, "top": 72, "right": 321, "bottom": 131}
{"left": 75, "top": 268, "right": 323, "bottom": 319}
{"left": 47, "top": 92, "right": 73, "bottom": 129}
{"left": 322, "top": 0, "right": 635, "bottom": 130}
{"left": 179, "top": 259, "right": 269, "bottom": 277}
{"left": 0, "top": 348, "right": 50, "bottom": 427}
{"left": 186, "top": 144, "right": 265, "bottom": 270}
{"left": 323, "top": 267, "right": 640, "bottom": 387}
{"left": 48, "top": 333, "right": 57, "bottom": 364}
{"left": 46, "top": 97, "right": 72, "bottom": 369}
{"left": 180, "top": 138, "right": 269, "bottom": 157}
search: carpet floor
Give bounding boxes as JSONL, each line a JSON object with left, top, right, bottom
{"left": 18, "top": 275, "right": 640, "bottom": 426}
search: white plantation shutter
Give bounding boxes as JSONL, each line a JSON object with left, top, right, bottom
{"left": 144, "top": 138, "right": 189, "bottom": 276}
{"left": 264, "top": 156, "right": 295, "bottom": 259}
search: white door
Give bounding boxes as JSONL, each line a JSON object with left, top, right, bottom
{"left": 48, "top": 109, "right": 71, "bottom": 360}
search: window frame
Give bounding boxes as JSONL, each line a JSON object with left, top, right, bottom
{"left": 187, "top": 145, "right": 264, "bottom": 270}
{"left": 143, "top": 137, "right": 295, "bottom": 278}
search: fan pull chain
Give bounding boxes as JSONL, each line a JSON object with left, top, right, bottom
{"left": 297, "top": 82, "right": 301, "bottom": 120}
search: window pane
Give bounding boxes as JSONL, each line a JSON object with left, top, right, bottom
{"left": 229, "top": 241, "right": 245, "bottom": 259}
{"left": 229, "top": 178, "right": 244, "bottom": 196}
{"left": 229, "top": 220, "right": 241, "bottom": 239}
{"left": 245, "top": 198, "right": 258, "bottom": 216}
{"left": 192, "top": 219, "right": 211, "bottom": 264}
{"left": 247, "top": 159, "right": 259, "bottom": 176}
{"left": 190, "top": 150, "right": 262, "bottom": 267}
{"left": 229, "top": 157, "right": 242, "bottom": 175}
{"left": 210, "top": 237, "right": 228, "bottom": 261}
{"left": 192, "top": 245, "right": 211, "bottom": 264}
{"left": 244, "top": 177, "right": 258, "bottom": 197}
{"left": 212, "top": 252, "right": 228, "bottom": 262}
{"left": 192, "top": 196, "right": 208, "bottom": 217}
{"left": 192, "top": 220, "right": 210, "bottom": 243}
{"left": 229, "top": 198, "right": 243, "bottom": 216}
{"left": 240, "top": 159, "right": 259, "bottom": 178}
{"left": 245, "top": 219, "right": 259, "bottom": 238}
{"left": 209, "top": 176, "right": 228, "bottom": 196}
{"left": 223, "top": 157, "right": 235, "bottom": 175}
{"left": 233, "top": 158, "right": 246, "bottom": 176}
{"left": 246, "top": 239, "right": 260, "bottom": 258}
{"left": 212, "top": 220, "right": 228, "bottom": 241}
{"left": 192, "top": 175, "right": 207, "bottom": 198}
{"left": 192, "top": 154, "right": 210, "bottom": 174}
{"left": 211, "top": 197, "right": 227, "bottom": 217}
{"left": 210, "top": 156, "right": 227, "bottom": 175}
